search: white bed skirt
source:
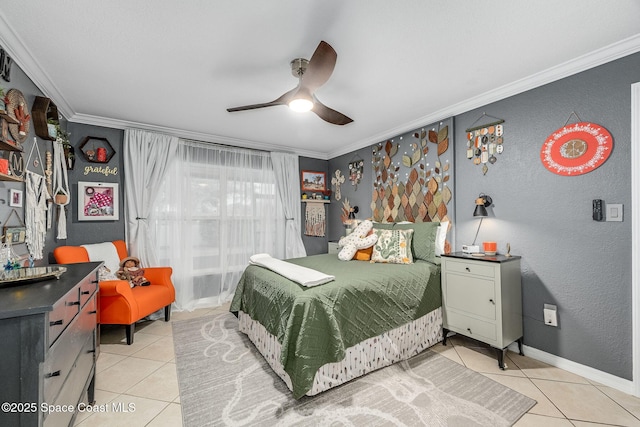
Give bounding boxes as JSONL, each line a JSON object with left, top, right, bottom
{"left": 238, "top": 306, "right": 443, "bottom": 396}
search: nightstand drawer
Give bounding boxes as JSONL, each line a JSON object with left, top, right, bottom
{"left": 446, "top": 311, "right": 497, "bottom": 343}
{"left": 444, "top": 259, "right": 495, "bottom": 278}
{"left": 444, "top": 273, "right": 496, "bottom": 320}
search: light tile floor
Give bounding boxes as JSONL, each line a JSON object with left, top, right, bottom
{"left": 74, "top": 304, "right": 640, "bottom": 426}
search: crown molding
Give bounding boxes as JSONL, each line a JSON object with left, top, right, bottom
{"left": 69, "top": 113, "right": 327, "bottom": 159}
{"left": 0, "top": 10, "right": 75, "bottom": 118}
{"left": 327, "top": 33, "right": 640, "bottom": 159}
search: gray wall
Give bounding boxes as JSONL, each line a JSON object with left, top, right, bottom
{"left": 63, "top": 123, "right": 125, "bottom": 247}
{"left": 453, "top": 52, "right": 638, "bottom": 380}
{"left": 0, "top": 59, "right": 54, "bottom": 264}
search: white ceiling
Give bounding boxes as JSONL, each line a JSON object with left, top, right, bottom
{"left": 1, "top": 1, "right": 639, "bottom": 159}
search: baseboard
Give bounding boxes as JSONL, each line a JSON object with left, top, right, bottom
{"left": 507, "top": 343, "right": 637, "bottom": 397}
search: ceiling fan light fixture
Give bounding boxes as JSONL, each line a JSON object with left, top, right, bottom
{"left": 288, "top": 93, "right": 314, "bottom": 112}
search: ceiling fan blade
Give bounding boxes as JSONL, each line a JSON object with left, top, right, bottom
{"left": 312, "top": 97, "right": 353, "bottom": 125}
{"left": 301, "top": 41, "right": 337, "bottom": 92}
{"left": 227, "top": 87, "right": 297, "bottom": 112}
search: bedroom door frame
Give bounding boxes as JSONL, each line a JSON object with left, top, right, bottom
{"left": 631, "top": 81, "right": 639, "bottom": 397}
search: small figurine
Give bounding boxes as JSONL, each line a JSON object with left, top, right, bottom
{"left": 116, "top": 256, "right": 150, "bottom": 287}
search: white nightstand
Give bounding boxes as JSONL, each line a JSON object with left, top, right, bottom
{"left": 441, "top": 252, "right": 523, "bottom": 369}
{"left": 327, "top": 241, "right": 340, "bottom": 254}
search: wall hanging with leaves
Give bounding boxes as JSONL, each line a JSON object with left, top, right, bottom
{"left": 371, "top": 121, "right": 451, "bottom": 223}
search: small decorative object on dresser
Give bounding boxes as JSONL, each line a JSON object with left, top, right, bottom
{"left": 441, "top": 252, "right": 523, "bottom": 370}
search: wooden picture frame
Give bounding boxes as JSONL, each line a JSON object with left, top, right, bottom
{"left": 8, "top": 188, "right": 22, "bottom": 207}
{"left": 78, "top": 181, "right": 119, "bottom": 221}
{"left": 301, "top": 170, "right": 326, "bottom": 192}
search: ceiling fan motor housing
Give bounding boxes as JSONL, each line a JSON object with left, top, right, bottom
{"left": 290, "top": 58, "right": 309, "bottom": 77}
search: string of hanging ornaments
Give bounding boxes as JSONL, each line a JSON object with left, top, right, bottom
{"left": 464, "top": 112, "right": 505, "bottom": 175}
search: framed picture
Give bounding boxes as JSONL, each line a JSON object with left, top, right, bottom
{"left": 3, "top": 226, "right": 26, "bottom": 244}
{"left": 9, "top": 189, "right": 23, "bottom": 207}
{"left": 78, "top": 181, "right": 119, "bottom": 221}
{"left": 301, "top": 170, "right": 326, "bottom": 192}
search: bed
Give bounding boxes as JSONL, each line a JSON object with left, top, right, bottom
{"left": 229, "top": 221, "right": 446, "bottom": 398}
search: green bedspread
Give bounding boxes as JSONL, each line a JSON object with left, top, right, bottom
{"left": 229, "top": 253, "right": 441, "bottom": 398}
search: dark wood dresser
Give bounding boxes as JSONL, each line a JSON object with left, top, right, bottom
{"left": 0, "top": 262, "right": 101, "bottom": 427}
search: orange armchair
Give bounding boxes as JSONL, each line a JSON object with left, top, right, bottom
{"left": 54, "top": 240, "right": 175, "bottom": 344}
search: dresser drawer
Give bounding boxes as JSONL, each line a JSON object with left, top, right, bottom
{"left": 444, "top": 273, "right": 496, "bottom": 320}
{"left": 43, "top": 297, "right": 97, "bottom": 404}
{"left": 47, "top": 290, "right": 82, "bottom": 348}
{"left": 43, "top": 334, "right": 95, "bottom": 427}
{"left": 445, "top": 311, "right": 497, "bottom": 344}
{"left": 79, "top": 274, "right": 98, "bottom": 307}
{"left": 444, "top": 259, "right": 495, "bottom": 278}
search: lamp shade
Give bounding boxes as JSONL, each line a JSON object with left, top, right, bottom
{"left": 473, "top": 203, "right": 488, "bottom": 217}
{"left": 473, "top": 194, "right": 492, "bottom": 217}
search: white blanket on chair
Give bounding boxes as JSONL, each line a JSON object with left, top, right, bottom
{"left": 82, "top": 242, "right": 121, "bottom": 276}
{"left": 249, "top": 253, "right": 334, "bottom": 287}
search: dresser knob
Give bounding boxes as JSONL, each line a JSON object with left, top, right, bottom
{"left": 45, "top": 370, "right": 61, "bottom": 378}
{"left": 489, "top": 299, "right": 495, "bottom": 304}
{"left": 66, "top": 300, "right": 80, "bottom": 306}
{"left": 467, "top": 328, "right": 472, "bottom": 334}
{"left": 91, "top": 280, "right": 99, "bottom": 284}
{"left": 89, "top": 310, "right": 97, "bottom": 315}
{"left": 465, "top": 267, "right": 470, "bottom": 272}
{"left": 81, "top": 290, "right": 91, "bottom": 295}
{"left": 49, "top": 319, "right": 63, "bottom": 326}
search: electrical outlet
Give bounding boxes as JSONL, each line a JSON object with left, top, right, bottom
{"left": 544, "top": 304, "right": 557, "bottom": 327}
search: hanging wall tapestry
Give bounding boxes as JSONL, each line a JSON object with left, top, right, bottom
{"left": 371, "top": 121, "right": 452, "bottom": 223}
{"left": 540, "top": 112, "right": 613, "bottom": 176}
{"left": 464, "top": 112, "right": 505, "bottom": 175}
{"left": 348, "top": 158, "right": 364, "bottom": 190}
{"left": 304, "top": 202, "right": 326, "bottom": 237}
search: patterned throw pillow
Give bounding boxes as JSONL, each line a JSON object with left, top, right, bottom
{"left": 394, "top": 221, "right": 440, "bottom": 263}
{"left": 371, "top": 229, "right": 414, "bottom": 264}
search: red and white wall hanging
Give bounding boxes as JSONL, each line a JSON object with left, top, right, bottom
{"left": 540, "top": 114, "right": 613, "bottom": 176}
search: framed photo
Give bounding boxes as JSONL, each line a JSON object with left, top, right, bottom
{"left": 301, "top": 170, "right": 326, "bottom": 192}
{"left": 9, "top": 189, "right": 23, "bottom": 207}
{"left": 78, "top": 181, "right": 119, "bottom": 221}
{"left": 3, "top": 226, "right": 26, "bottom": 244}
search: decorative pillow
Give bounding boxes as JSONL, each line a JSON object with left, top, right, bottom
{"left": 435, "top": 221, "right": 449, "bottom": 256}
{"left": 371, "top": 229, "right": 414, "bottom": 264}
{"left": 372, "top": 221, "right": 394, "bottom": 230}
{"left": 337, "top": 220, "right": 378, "bottom": 261}
{"left": 393, "top": 222, "right": 439, "bottom": 263}
{"left": 354, "top": 246, "right": 373, "bottom": 261}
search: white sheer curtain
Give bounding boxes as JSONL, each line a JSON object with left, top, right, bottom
{"left": 123, "top": 129, "right": 179, "bottom": 266}
{"left": 270, "top": 152, "right": 306, "bottom": 259}
{"left": 150, "top": 140, "right": 285, "bottom": 310}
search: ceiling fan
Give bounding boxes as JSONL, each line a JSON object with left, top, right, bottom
{"left": 227, "top": 41, "right": 353, "bottom": 125}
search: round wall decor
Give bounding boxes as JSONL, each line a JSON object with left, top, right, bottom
{"left": 5, "top": 89, "right": 30, "bottom": 145}
{"left": 540, "top": 122, "right": 613, "bottom": 176}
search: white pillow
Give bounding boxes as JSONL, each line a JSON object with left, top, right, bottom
{"left": 435, "top": 221, "right": 449, "bottom": 256}
{"left": 82, "top": 242, "right": 121, "bottom": 276}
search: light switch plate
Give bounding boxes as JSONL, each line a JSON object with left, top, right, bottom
{"left": 606, "top": 204, "right": 623, "bottom": 222}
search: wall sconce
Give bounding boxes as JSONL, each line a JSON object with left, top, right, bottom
{"left": 462, "top": 193, "right": 493, "bottom": 253}
{"left": 472, "top": 193, "right": 492, "bottom": 244}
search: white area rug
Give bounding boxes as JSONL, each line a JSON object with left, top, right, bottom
{"left": 173, "top": 313, "right": 535, "bottom": 426}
